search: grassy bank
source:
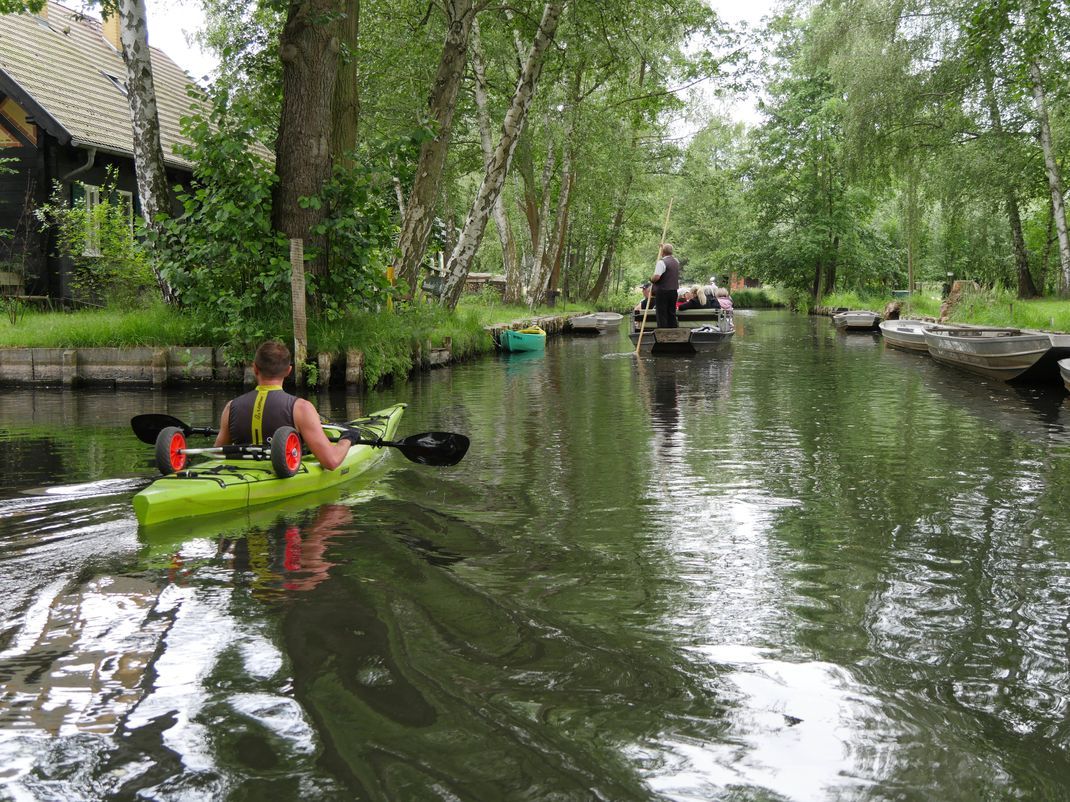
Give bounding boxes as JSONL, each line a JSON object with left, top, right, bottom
{"left": 0, "top": 297, "right": 592, "bottom": 388}
{"left": 820, "top": 287, "right": 1070, "bottom": 331}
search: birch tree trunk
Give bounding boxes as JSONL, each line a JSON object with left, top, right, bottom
{"left": 587, "top": 175, "right": 631, "bottom": 301}
{"left": 273, "top": 0, "right": 342, "bottom": 283}
{"left": 472, "top": 19, "right": 520, "bottom": 302}
{"left": 1030, "top": 62, "right": 1070, "bottom": 295}
{"left": 441, "top": 0, "right": 567, "bottom": 308}
{"left": 392, "top": 0, "right": 476, "bottom": 292}
{"left": 115, "top": 0, "right": 174, "bottom": 302}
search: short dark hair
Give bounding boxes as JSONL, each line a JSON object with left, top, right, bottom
{"left": 254, "top": 340, "right": 291, "bottom": 378}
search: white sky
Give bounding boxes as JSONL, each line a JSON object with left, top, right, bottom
{"left": 143, "top": 0, "right": 776, "bottom": 120}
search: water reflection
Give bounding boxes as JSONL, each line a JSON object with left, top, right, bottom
{"left": 1, "top": 314, "right": 1070, "bottom": 798}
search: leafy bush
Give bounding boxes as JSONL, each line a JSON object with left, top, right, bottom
{"left": 153, "top": 90, "right": 291, "bottom": 353}
{"left": 154, "top": 88, "right": 398, "bottom": 357}
{"left": 35, "top": 168, "right": 154, "bottom": 308}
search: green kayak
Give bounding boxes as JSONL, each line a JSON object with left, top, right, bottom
{"left": 133, "top": 403, "right": 406, "bottom": 526}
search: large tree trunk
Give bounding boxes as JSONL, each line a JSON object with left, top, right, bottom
{"left": 392, "top": 0, "right": 476, "bottom": 292}
{"left": 1030, "top": 62, "right": 1070, "bottom": 295}
{"left": 984, "top": 73, "right": 1038, "bottom": 298}
{"left": 472, "top": 19, "right": 520, "bottom": 302}
{"left": 331, "top": 0, "right": 360, "bottom": 165}
{"left": 115, "top": 0, "right": 174, "bottom": 303}
{"left": 588, "top": 176, "right": 631, "bottom": 301}
{"left": 273, "top": 0, "right": 342, "bottom": 283}
{"left": 441, "top": 0, "right": 567, "bottom": 308}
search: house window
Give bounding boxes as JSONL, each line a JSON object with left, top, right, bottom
{"left": 76, "top": 184, "right": 134, "bottom": 256}
{"left": 102, "top": 71, "right": 128, "bottom": 97}
{"left": 82, "top": 183, "right": 101, "bottom": 256}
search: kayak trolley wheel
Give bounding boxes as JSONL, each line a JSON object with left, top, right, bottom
{"left": 271, "top": 426, "right": 302, "bottom": 478}
{"left": 155, "top": 426, "right": 187, "bottom": 475}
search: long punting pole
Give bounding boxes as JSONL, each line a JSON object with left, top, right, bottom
{"left": 635, "top": 197, "right": 674, "bottom": 355}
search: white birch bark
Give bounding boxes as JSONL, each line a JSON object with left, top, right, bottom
{"left": 441, "top": 0, "right": 566, "bottom": 307}
{"left": 116, "top": 0, "right": 174, "bottom": 302}
{"left": 392, "top": 0, "right": 476, "bottom": 291}
{"left": 472, "top": 20, "right": 520, "bottom": 302}
{"left": 528, "top": 138, "right": 572, "bottom": 305}
{"left": 1030, "top": 62, "right": 1070, "bottom": 294}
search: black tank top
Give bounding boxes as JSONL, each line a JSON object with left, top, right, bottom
{"left": 229, "top": 386, "right": 298, "bottom": 445}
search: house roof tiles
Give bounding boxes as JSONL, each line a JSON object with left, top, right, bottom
{"left": 0, "top": 1, "right": 200, "bottom": 170}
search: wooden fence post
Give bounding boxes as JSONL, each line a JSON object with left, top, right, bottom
{"left": 290, "top": 238, "right": 307, "bottom": 387}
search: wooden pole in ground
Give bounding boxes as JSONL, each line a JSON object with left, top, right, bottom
{"left": 635, "top": 197, "right": 674, "bottom": 355}
{"left": 290, "top": 238, "right": 307, "bottom": 387}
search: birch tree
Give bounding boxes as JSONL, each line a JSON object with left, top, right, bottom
{"left": 392, "top": 0, "right": 478, "bottom": 293}
{"left": 441, "top": 0, "right": 567, "bottom": 307}
{"left": 109, "top": 0, "right": 174, "bottom": 302}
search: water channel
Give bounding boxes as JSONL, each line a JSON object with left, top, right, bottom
{"left": 2, "top": 310, "right": 1070, "bottom": 800}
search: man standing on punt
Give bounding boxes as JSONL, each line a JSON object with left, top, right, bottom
{"left": 650, "top": 243, "right": 681, "bottom": 329}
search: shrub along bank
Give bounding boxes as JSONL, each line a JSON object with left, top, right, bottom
{"left": 0, "top": 298, "right": 594, "bottom": 388}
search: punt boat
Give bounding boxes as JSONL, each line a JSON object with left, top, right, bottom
{"left": 569, "top": 312, "right": 624, "bottom": 334}
{"left": 923, "top": 326, "right": 1053, "bottom": 382}
{"left": 832, "top": 310, "right": 881, "bottom": 331}
{"left": 879, "top": 319, "right": 932, "bottom": 352}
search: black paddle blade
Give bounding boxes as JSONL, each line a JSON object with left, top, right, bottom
{"left": 394, "top": 432, "right": 470, "bottom": 466}
{"left": 131, "top": 413, "right": 189, "bottom": 444}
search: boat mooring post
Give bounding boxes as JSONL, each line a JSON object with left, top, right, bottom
{"left": 290, "top": 238, "right": 308, "bottom": 386}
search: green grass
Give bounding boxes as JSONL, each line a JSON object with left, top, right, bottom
{"left": 731, "top": 288, "right": 783, "bottom": 309}
{"left": 943, "top": 287, "right": 1070, "bottom": 331}
{"left": 0, "top": 304, "right": 208, "bottom": 347}
{"left": 0, "top": 296, "right": 597, "bottom": 388}
{"left": 819, "top": 290, "right": 891, "bottom": 312}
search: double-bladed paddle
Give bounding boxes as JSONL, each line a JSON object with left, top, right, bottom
{"left": 130, "top": 413, "right": 470, "bottom": 467}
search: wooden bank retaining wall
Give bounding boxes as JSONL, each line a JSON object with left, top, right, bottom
{"left": 0, "top": 314, "right": 577, "bottom": 388}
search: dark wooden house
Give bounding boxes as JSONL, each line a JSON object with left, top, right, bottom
{"left": 0, "top": 1, "right": 197, "bottom": 299}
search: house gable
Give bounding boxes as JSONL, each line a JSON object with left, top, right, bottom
{"left": 0, "top": 1, "right": 201, "bottom": 170}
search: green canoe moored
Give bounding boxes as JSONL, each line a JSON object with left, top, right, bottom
{"left": 498, "top": 327, "right": 546, "bottom": 352}
{"left": 133, "top": 403, "right": 406, "bottom": 526}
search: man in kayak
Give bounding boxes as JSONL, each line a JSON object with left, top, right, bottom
{"left": 214, "top": 341, "right": 359, "bottom": 470}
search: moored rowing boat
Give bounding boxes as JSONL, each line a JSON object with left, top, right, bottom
{"left": 832, "top": 310, "right": 881, "bottom": 331}
{"left": 1060, "top": 358, "right": 1070, "bottom": 392}
{"left": 923, "top": 326, "right": 1052, "bottom": 382}
{"left": 133, "top": 404, "right": 406, "bottom": 526}
{"left": 879, "top": 319, "right": 932, "bottom": 352}
{"left": 498, "top": 327, "right": 546, "bottom": 351}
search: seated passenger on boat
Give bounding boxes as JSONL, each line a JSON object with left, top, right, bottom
{"left": 634, "top": 282, "right": 655, "bottom": 312}
{"left": 677, "top": 285, "right": 707, "bottom": 312}
{"left": 713, "top": 287, "right": 734, "bottom": 312}
{"left": 214, "top": 340, "right": 360, "bottom": 471}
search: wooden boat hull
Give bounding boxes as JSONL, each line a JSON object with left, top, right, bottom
{"left": 629, "top": 325, "right": 734, "bottom": 355}
{"left": 923, "top": 326, "right": 1052, "bottom": 382}
{"left": 633, "top": 307, "right": 728, "bottom": 328}
{"left": 1060, "top": 358, "right": 1070, "bottom": 392}
{"left": 832, "top": 311, "right": 881, "bottom": 331}
{"left": 879, "top": 319, "right": 931, "bottom": 352}
{"left": 498, "top": 327, "right": 546, "bottom": 352}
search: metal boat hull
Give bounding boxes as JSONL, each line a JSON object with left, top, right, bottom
{"left": 1060, "top": 358, "right": 1070, "bottom": 392}
{"left": 879, "top": 319, "right": 931, "bottom": 352}
{"left": 832, "top": 311, "right": 881, "bottom": 331}
{"left": 923, "top": 327, "right": 1052, "bottom": 381}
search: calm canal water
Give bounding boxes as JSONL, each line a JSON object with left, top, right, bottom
{"left": 2, "top": 310, "right": 1070, "bottom": 800}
